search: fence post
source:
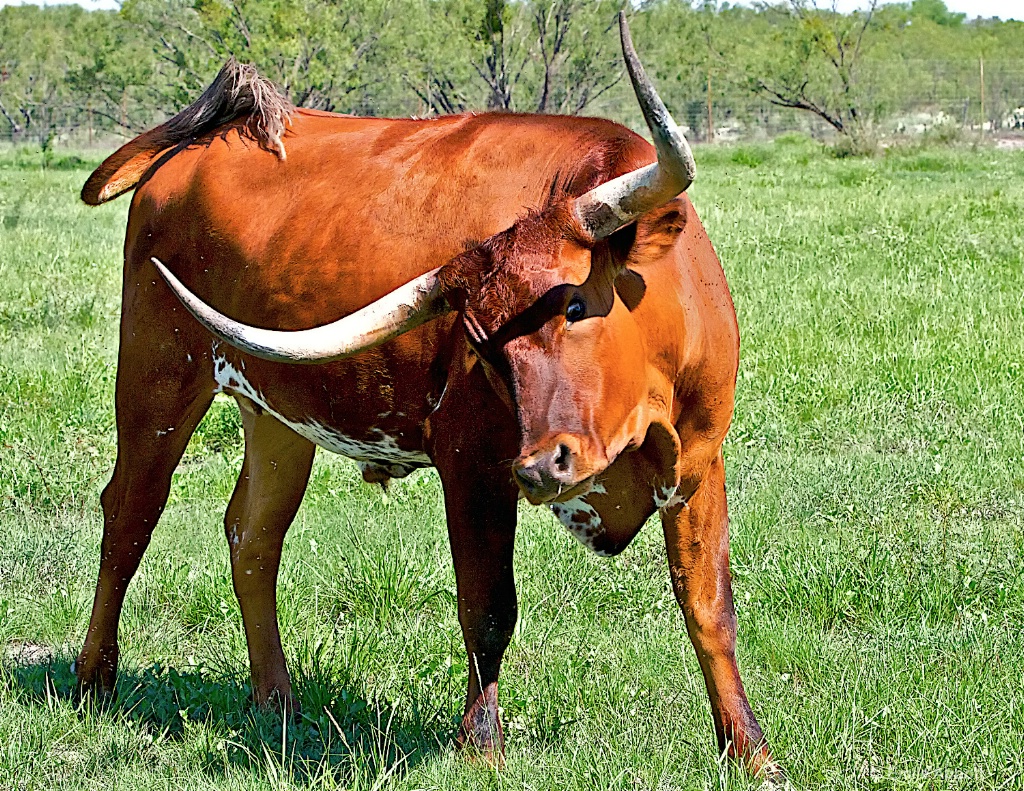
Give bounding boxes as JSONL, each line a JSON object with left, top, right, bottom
{"left": 706, "top": 69, "right": 714, "bottom": 143}
{"left": 979, "top": 56, "right": 985, "bottom": 135}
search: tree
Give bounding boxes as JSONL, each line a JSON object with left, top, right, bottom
{"left": 531, "top": 0, "right": 624, "bottom": 114}
{"left": 0, "top": 1, "right": 1021, "bottom": 146}
{"left": 121, "top": 0, "right": 399, "bottom": 114}
{"left": 749, "top": 0, "right": 881, "bottom": 142}
{"left": 910, "top": 0, "right": 965, "bottom": 27}
{"left": 402, "top": 0, "right": 624, "bottom": 117}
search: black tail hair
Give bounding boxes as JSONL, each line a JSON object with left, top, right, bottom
{"left": 82, "top": 59, "right": 293, "bottom": 205}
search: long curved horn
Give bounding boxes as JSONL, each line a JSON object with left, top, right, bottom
{"left": 573, "top": 12, "right": 696, "bottom": 241}
{"left": 152, "top": 258, "right": 450, "bottom": 363}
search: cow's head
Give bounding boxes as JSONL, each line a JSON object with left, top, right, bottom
{"left": 433, "top": 199, "right": 651, "bottom": 503}
{"left": 153, "top": 13, "right": 693, "bottom": 504}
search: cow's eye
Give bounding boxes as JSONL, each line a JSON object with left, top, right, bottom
{"left": 565, "top": 297, "right": 586, "bottom": 323}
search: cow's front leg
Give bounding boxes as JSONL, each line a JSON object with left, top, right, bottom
{"left": 661, "top": 451, "right": 781, "bottom": 779}
{"left": 437, "top": 462, "right": 518, "bottom": 764}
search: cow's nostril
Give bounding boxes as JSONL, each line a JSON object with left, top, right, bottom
{"left": 513, "top": 464, "right": 540, "bottom": 492}
{"left": 554, "top": 443, "right": 572, "bottom": 473}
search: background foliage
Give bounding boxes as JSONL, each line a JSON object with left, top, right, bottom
{"left": 1, "top": 0, "right": 1023, "bottom": 147}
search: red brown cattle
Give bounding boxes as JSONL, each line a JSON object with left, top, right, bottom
{"left": 77, "top": 14, "right": 778, "bottom": 777}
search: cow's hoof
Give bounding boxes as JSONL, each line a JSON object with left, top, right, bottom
{"left": 455, "top": 726, "right": 505, "bottom": 770}
{"left": 254, "top": 687, "right": 300, "bottom": 718}
{"left": 74, "top": 678, "right": 117, "bottom": 710}
{"left": 747, "top": 748, "right": 787, "bottom": 787}
{"left": 458, "top": 742, "right": 505, "bottom": 769}
{"left": 455, "top": 687, "right": 505, "bottom": 768}
{"left": 73, "top": 657, "right": 117, "bottom": 706}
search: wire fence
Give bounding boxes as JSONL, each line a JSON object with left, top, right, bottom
{"left": 670, "top": 60, "right": 1024, "bottom": 143}
{"left": 2, "top": 60, "right": 1023, "bottom": 149}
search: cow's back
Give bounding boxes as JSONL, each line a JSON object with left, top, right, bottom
{"left": 128, "top": 110, "right": 652, "bottom": 327}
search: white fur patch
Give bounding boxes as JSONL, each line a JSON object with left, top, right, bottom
{"left": 212, "top": 347, "right": 430, "bottom": 469}
{"left": 550, "top": 496, "right": 611, "bottom": 556}
{"left": 653, "top": 483, "right": 679, "bottom": 509}
{"left": 657, "top": 486, "right": 689, "bottom": 510}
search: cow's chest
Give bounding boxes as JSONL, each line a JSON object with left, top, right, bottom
{"left": 211, "top": 349, "right": 432, "bottom": 475}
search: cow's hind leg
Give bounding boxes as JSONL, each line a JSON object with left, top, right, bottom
{"left": 660, "top": 452, "right": 781, "bottom": 778}
{"left": 223, "top": 402, "right": 315, "bottom": 709}
{"left": 77, "top": 354, "right": 213, "bottom": 699}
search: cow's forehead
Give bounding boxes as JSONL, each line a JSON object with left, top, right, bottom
{"left": 511, "top": 244, "right": 591, "bottom": 292}
{"left": 460, "top": 214, "right": 591, "bottom": 329}
{"left": 498, "top": 217, "right": 593, "bottom": 283}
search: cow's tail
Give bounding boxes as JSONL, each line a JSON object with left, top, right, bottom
{"left": 81, "top": 59, "right": 293, "bottom": 206}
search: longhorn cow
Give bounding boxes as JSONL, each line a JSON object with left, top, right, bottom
{"left": 77, "top": 14, "right": 777, "bottom": 776}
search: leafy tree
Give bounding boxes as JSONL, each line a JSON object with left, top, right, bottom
{"left": 530, "top": 0, "right": 625, "bottom": 114}
{"left": 910, "top": 0, "right": 965, "bottom": 27}
{"left": 121, "top": 0, "right": 402, "bottom": 114}
{"left": 748, "top": 0, "right": 882, "bottom": 142}
{"left": 402, "top": 0, "right": 624, "bottom": 115}
{"left": 1, "top": 0, "right": 1021, "bottom": 146}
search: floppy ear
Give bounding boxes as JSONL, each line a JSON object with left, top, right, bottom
{"left": 606, "top": 221, "right": 638, "bottom": 267}
{"left": 586, "top": 220, "right": 637, "bottom": 283}
{"left": 592, "top": 222, "right": 646, "bottom": 312}
{"left": 633, "top": 200, "right": 689, "bottom": 259}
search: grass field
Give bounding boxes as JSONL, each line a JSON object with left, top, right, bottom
{"left": 1, "top": 137, "right": 1022, "bottom": 790}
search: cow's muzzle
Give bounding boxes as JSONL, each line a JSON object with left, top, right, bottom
{"left": 513, "top": 439, "right": 581, "bottom": 504}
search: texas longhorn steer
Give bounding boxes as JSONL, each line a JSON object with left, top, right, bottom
{"left": 77, "top": 14, "right": 777, "bottom": 775}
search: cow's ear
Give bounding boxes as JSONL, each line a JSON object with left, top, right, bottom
{"left": 606, "top": 221, "right": 638, "bottom": 267}
{"left": 633, "top": 201, "right": 688, "bottom": 259}
{"left": 591, "top": 222, "right": 644, "bottom": 311}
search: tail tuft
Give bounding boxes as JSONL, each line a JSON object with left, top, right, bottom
{"left": 82, "top": 59, "right": 293, "bottom": 206}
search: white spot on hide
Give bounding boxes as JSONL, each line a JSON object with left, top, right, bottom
{"left": 653, "top": 484, "right": 679, "bottom": 509}
{"left": 657, "top": 485, "right": 689, "bottom": 510}
{"left": 211, "top": 346, "right": 430, "bottom": 469}
{"left": 550, "top": 496, "right": 612, "bottom": 556}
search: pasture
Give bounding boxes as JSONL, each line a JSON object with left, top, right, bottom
{"left": 1, "top": 138, "right": 1022, "bottom": 790}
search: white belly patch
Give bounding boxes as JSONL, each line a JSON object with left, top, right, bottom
{"left": 212, "top": 348, "right": 431, "bottom": 467}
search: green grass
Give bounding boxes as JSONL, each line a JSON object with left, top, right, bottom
{"left": 1, "top": 137, "right": 1022, "bottom": 790}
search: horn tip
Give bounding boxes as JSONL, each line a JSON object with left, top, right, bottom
{"left": 151, "top": 257, "right": 187, "bottom": 293}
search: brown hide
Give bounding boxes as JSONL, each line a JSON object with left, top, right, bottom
{"left": 128, "top": 111, "right": 735, "bottom": 498}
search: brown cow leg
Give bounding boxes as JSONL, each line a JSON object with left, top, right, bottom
{"left": 436, "top": 465, "right": 519, "bottom": 765}
{"left": 660, "top": 452, "right": 782, "bottom": 779}
{"left": 223, "top": 404, "right": 315, "bottom": 710}
{"left": 77, "top": 379, "right": 212, "bottom": 700}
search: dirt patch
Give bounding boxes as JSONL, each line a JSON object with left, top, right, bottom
{"left": 3, "top": 641, "right": 55, "bottom": 667}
